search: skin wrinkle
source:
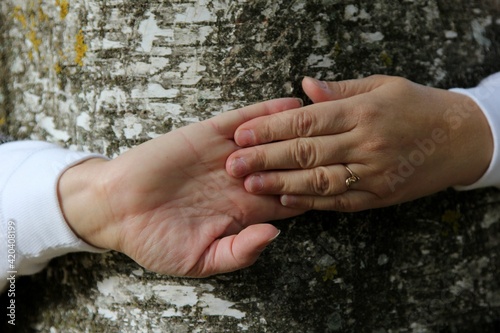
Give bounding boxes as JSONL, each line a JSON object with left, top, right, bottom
{"left": 295, "top": 110, "right": 314, "bottom": 138}
{"left": 172, "top": 130, "right": 246, "bottom": 227}
{"left": 178, "top": 227, "right": 214, "bottom": 276}
{"left": 175, "top": 185, "right": 235, "bottom": 226}
{"left": 312, "top": 166, "right": 333, "bottom": 196}
{"left": 173, "top": 163, "right": 248, "bottom": 235}
{"left": 190, "top": 237, "right": 224, "bottom": 277}
{"left": 295, "top": 138, "right": 316, "bottom": 169}
{"left": 119, "top": 215, "right": 158, "bottom": 269}
{"left": 227, "top": 234, "right": 245, "bottom": 267}
{"left": 206, "top": 117, "right": 225, "bottom": 138}
{"left": 237, "top": 105, "right": 262, "bottom": 129}
{"left": 189, "top": 225, "right": 247, "bottom": 277}
{"left": 330, "top": 195, "right": 351, "bottom": 212}
{"left": 130, "top": 207, "right": 225, "bottom": 276}
{"left": 178, "top": 128, "right": 202, "bottom": 160}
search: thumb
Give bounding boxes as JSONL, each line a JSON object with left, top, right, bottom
{"left": 189, "top": 224, "right": 280, "bottom": 277}
{"left": 302, "top": 75, "right": 391, "bottom": 103}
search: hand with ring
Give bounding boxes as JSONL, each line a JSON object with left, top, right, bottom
{"left": 226, "top": 75, "right": 494, "bottom": 212}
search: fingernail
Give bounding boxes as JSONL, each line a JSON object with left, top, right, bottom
{"left": 280, "top": 195, "right": 297, "bottom": 207}
{"left": 248, "top": 174, "right": 264, "bottom": 192}
{"left": 259, "top": 230, "right": 282, "bottom": 252}
{"left": 307, "top": 77, "right": 329, "bottom": 91}
{"left": 269, "top": 229, "right": 281, "bottom": 242}
{"left": 295, "top": 98, "right": 304, "bottom": 107}
{"left": 236, "top": 129, "right": 256, "bottom": 147}
{"left": 231, "top": 158, "right": 248, "bottom": 177}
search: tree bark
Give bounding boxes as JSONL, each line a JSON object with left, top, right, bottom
{"left": 1, "top": 0, "right": 500, "bottom": 332}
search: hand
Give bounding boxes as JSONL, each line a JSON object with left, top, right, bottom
{"left": 226, "top": 75, "right": 493, "bottom": 212}
{"left": 58, "top": 98, "right": 304, "bottom": 277}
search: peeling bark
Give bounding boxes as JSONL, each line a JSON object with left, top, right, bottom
{"left": 1, "top": 1, "right": 500, "bottom": 332}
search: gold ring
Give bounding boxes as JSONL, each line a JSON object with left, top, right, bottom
{"left": 344, "top": 165, "right": 360, "bottom": 189}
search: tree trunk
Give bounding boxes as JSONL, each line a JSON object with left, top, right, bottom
{"left": 2, "top": 0, "right": 500, "bottom": 332}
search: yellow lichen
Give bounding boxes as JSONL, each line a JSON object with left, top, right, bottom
{"left": 380, "top": 51, "right": 393, "bottom": 67}
{"left": 322, "top": 265, "right": 338, "bottom": 281}
{"left": 314, "top": 265, "right": 338, "bottom": 282}
{"left": 38, "top": 5, "right": 49, "bottom": 22}
{"left": 28, "top": 29, "right": 42, "bottom": 53}
{"left": 0, "top": 118, "right": 6, "bottom": 126}
{"left": 56, "top": 0, "right": 69, "bottom": 20}
{"left": 54, "top": 63, "right": 62, "bottom": 74}
{"left": 56, "top": 50, "right": 67, "bottom": 74}
{"left": 13, "top": 6, "right": 27, "bottom": 28}
{"left": 441, "top": 209, "right": 461, "bottom": 235}
{"left": 75, "top": 29, "right": 87, "bottom": 66}
{"left": 58, "top": 49, "right": 68, "bottom": 61}
{"left": 333, "top": 42, "right": 342, "bottom": 57}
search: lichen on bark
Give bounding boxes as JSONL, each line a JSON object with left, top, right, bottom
{"left": 1, "top": 0, "right": 500, "bottom": 332}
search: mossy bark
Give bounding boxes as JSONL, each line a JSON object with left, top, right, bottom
{"left": 1, "top": 1, "right": 500, "bottom": 332}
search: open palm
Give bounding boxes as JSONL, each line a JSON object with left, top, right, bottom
{"left": 63, "top": 99, "right": 304, "bottom": 277}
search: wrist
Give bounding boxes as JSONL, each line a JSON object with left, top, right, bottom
{"left": 449, "top": 74, "right": 500, "bottom": 190}
{"left": 58, "top": 158, "right": 116, "bottom": 250}
{"left": 446, "top": 92, "right": 493, "bottom": 187}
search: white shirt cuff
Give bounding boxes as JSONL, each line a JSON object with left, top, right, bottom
{"left": 0, "top": 141, "right": 108, "bottom": 279}
{"left": 450, "top": 72, "right": 500, "bottom": 190}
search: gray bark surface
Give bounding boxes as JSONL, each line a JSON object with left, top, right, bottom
{"left": 1, "top": 0, "right": 500, "bottom": 332}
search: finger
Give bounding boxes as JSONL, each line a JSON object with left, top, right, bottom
{"left": 227, "top": 134, "right": 356, "bottom": 178}
{"left": 302, "top": 75, "right": 392, "bottom": 103}
{"left": 280, "top": 191, "right": 382, "bottom": 212}
{"left": 209, "top": 98, "right": 303, "bottom": 139}
{"left": 243, "top": 163, "right": 368, "bottom": 196}
{"left": 234, "top": 102, "right": 356, "bottom": 147}
{"left": 188, "top": 224, "right": 280, "bottom": 277}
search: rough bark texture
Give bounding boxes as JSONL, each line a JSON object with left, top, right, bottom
{"left": 2, "top": 0, "right": 500, "bottom": 332}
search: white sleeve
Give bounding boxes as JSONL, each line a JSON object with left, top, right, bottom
{"left": 450, "top": 72, "right": 500, "bottom": 190}
{"left": 0, "top": 141, "right": 108, "bottom": 291}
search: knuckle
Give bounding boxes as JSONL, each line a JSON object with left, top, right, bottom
{"left": 376, "top": 183, "right": 396, "bottom": 199}
{"left": 236, "top": 148, "right": 265, "bottom": 173}
{"left": 356, "top": 102, "right": 380, "bottom": 123}
{"left": 293, "top": 139, "right": 316, "bottom": 169}
{"left": 263, "top": 173, "right": 283, "bottom": 193}
{"left": 368, "top": 74, "right": 389, "bottom": 82}
{"left": 303, "top": 198, "right": 317, "bottom": 210}
{"left": 391, "top": 76, "right": 411, "bottom": 87}
{"left": 331, "top": 196, "right": 352, "bottom": 212}
{"left": 251, "top": 147, "right": 269, "bottom": 170}
{"left": 362, "top": 137, "right": 390, "bottom": 153}
{"left": 373, "top": 169, "right": 404, "bottom": 202}
{"left": 387, "top": 76, "right": 414, "bottom": 95}
{"left": 293, "top": 111, "right": 314, "bottom": 137}
{"left": 336, "top": 81, "right": 351, "bottom": 97}
{"left": 273, "top": 173, "right": 289, "bottom": 193}
{"left": 311, "top": 167, "right": 335, "bottom": 196}
{"left": 259, "top": 122, "right": 274, "bottom": 143}
{"left": 260, "top": 114, "right": 289, "bottom": 143}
